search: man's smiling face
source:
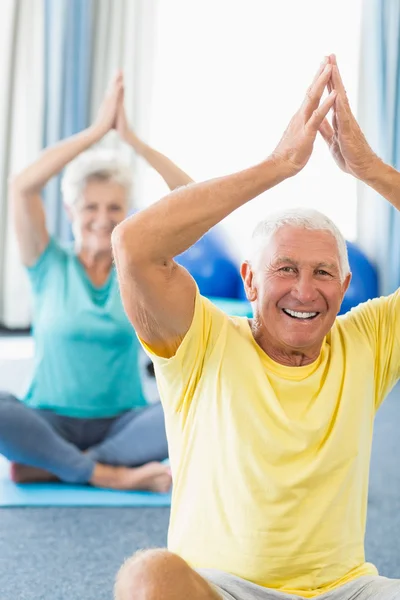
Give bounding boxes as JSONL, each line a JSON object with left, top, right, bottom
{"left": 242, "top": 226, "right": 351, "bottom": 360}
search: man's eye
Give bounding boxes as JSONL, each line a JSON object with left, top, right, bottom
{"left": 279, "top": 266, "right": 295, "bottom": 273}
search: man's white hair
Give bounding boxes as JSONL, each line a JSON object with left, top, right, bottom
{"left": 61, "top": 149, "right": 134, "bottom": 208}
{"left": 249, "top": 207, "right": 350, "bottom": 280}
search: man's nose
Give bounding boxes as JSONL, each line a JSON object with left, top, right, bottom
{"left": 291, "top": 272, "right": 318, "bottom": 305}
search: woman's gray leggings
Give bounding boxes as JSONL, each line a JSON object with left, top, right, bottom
{"left": 0, "top": 393, "right": 168, "bottom": 484}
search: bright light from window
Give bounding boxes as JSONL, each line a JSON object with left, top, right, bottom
{"left": 142, "top": 0, "right": 362, "bottom": 259}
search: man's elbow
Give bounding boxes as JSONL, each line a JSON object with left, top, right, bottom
{"left": 111, "top": 221, "right": 125, "bottom": 248}
{"left": 111, "top": 221, "right": 131, "bottom": 259}
{"left": 111, "top": 219, "right": 146, "bottom": 268}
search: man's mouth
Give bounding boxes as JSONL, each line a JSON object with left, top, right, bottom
{"left": 282, "top": 308, "right": 319, "bottom": 320}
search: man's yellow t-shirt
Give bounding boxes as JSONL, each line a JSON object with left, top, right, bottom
{"left": 141, "top": 289, "right": 400, "bottom": 597}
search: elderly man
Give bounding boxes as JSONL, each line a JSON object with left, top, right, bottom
{"left": 112, "top": 55, "right": 400, "bottom": 600}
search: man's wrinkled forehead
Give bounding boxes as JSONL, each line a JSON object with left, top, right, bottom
{"left": 259, "top": 226, "right": 341, "bottom": 268}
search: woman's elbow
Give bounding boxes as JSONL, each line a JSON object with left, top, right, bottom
{"left": 8, "top": 172, "right": 37, "bottom": 198}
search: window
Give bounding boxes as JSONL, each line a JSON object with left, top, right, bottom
{"left": 142, "top": 0, "right": 362, "bottom": 259}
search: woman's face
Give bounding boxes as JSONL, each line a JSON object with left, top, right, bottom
{"left": 68, "top": 178, "right": 129, "bottom": 255}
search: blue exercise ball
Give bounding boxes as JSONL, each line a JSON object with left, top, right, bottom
{"left": 340, "top": 241, "right": 378, "bottom": 314}
{"left": 175, "top": 228, "right": 241, "bottom": 298}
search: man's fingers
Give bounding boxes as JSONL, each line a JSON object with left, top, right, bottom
{"left": 331, "top": 64, "right": 348, "bottom": 100}
{"left": 331, "top": 62, "right": 357, "bottom": 131}
{"left": 306, "top": 90, "right": 337, "bottom": 134}
{"left": 311, "top": 56, "right": 329, "bottom": 86}
{"left": 327, "top": 66, "right": 333, "bottom": 95}
{"left": 333, "top": 93, "right": 353, "bottom": 133}
{"left": 332, "top": 109, "right": 339, "bottom": 134}
{"left": 302, "top": 63, "right": 333, "bottom": 120}
{"left": 319, "top": 118, "right": 334, "bottom": 144}
{"left": 306, "top": 62, "right": 332, "bottom": 99}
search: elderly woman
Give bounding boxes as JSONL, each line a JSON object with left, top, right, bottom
{"left": 0, "top": 73, "right": 192, "bottom": 492}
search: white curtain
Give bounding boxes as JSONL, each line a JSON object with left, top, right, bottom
{"left": 0, "top": 0, "right": 44, "bottom": 328}
{"left": 356, "top": 1, "right": 400, "bottom": 294}
{"left": 89, "top": 0, "right": 159, "bottom": 210}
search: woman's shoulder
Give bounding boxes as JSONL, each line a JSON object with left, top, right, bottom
{"left": 29, "top": 237, "right": 69, "bottom": 267}
{"left": 25, "top": 237, "right": 69, "bottom": 294}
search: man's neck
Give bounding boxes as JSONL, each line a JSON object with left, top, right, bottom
{"left": 249, "top": 319, "right": 322, "bottom": 367}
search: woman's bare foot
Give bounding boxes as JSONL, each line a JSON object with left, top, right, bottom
{"left": 10, "top": 462, "right": 59, "bottom": 484}
{"left": 90, "top": 461, "right": 172, "bottom": 492}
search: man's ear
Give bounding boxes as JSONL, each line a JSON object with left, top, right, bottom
{"left": 240, "top": 261, "right": 258, "bottom": 302}
{"left": 342, "top": 271, "right": 352, "bottom": 298}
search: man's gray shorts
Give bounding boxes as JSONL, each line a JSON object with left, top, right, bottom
{"left": 198, "top": 570, "right": 400, "bottom": 600}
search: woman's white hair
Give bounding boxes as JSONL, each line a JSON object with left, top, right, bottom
{"left": 249, "top": 207, "right": 350, "bottom": 280}
{"left": 61, "top": 149, "right": 134, "bottom": 208}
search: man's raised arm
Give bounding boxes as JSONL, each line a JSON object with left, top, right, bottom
{"left": 112, "top": 59, "right": 336, "bottom": 358}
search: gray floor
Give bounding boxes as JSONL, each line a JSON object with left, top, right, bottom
{"left": 0, "top": 388, "right": 399, "bottom": 600}
{"left": 0, "top": 507, "right": 170, "bottom": 600}
{"left": 365, "top": 384, "right": 400, "bottom": 576}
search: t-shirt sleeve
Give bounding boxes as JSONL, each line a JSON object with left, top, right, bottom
{"left": 342, "top": 289, "right": 400, "bottom": 408}
{"left": 25, "top": 237, "right": 67, "bottom": 296}
{"left": 139, "top": 289, "right": 228, "bottom": 413}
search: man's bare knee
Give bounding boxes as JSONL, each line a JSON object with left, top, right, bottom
{"left": 114, "top": 549, "right": 194, "bottom": 599}
{"left": 114, "top": 548, "right": 220, "bottom": 600}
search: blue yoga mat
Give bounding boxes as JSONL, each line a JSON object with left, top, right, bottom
{"left": 0, "top": 458, "right": 171, "bottom": 507}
